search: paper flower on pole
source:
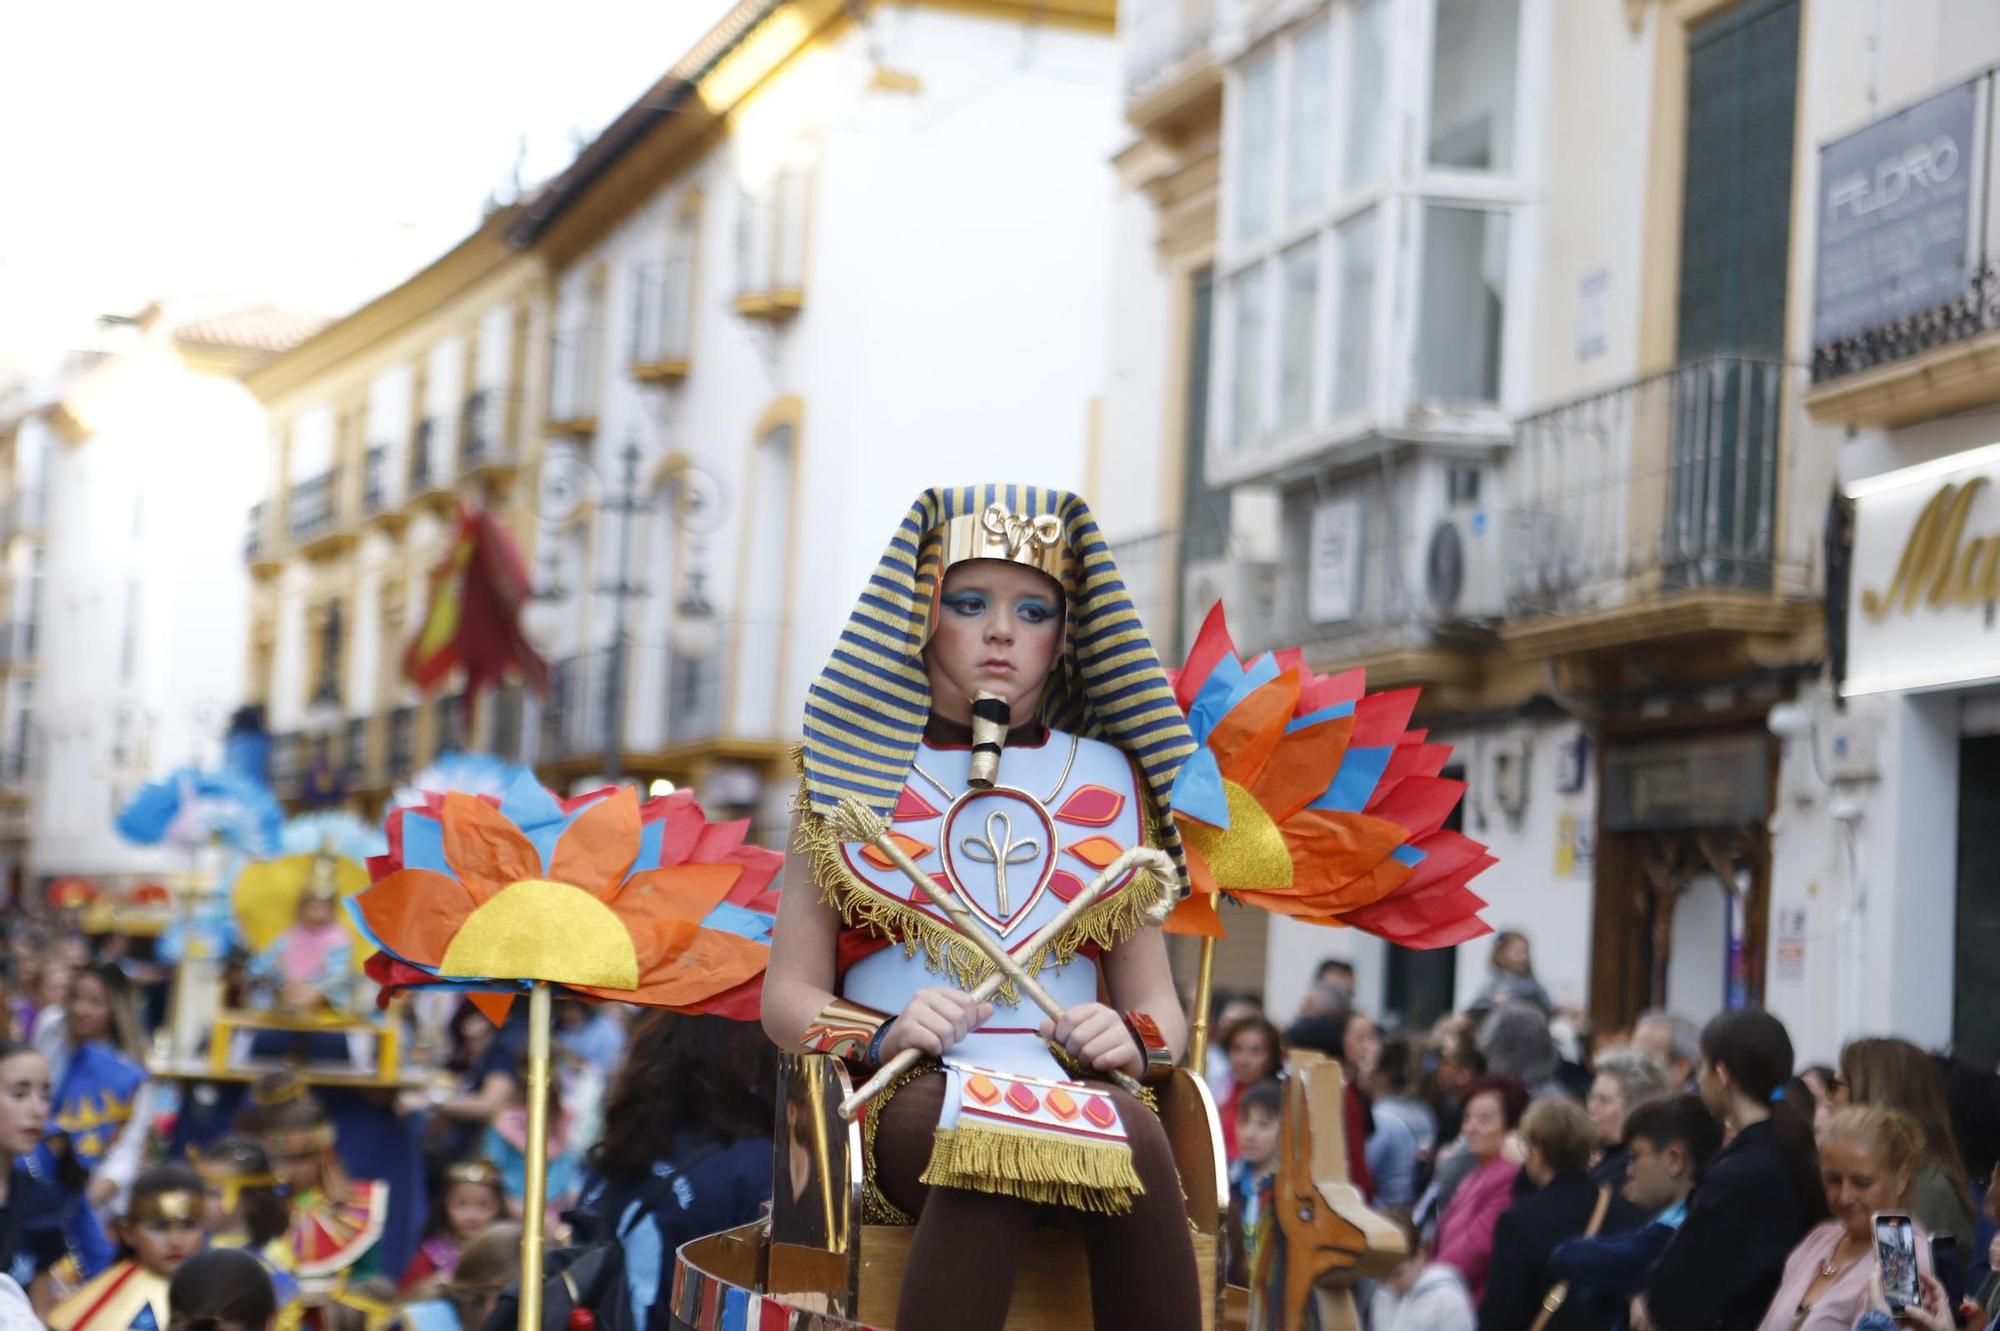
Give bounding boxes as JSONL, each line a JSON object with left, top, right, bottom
{"left": 1164, "top": 604, "right": 1494, "bottom": 949}
{"left": 349, "top": 774, "right": 781, "bottom": 1019}
{"left": 116, "top": 766, "right": 285, "bottom": 857}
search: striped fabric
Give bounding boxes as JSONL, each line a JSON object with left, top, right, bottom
{"left": 801, "top": 485, "right": 1195, "bottom": 881}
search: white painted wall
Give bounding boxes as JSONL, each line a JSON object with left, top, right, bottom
{"left": 540, "top": 6, "right": 1125, "bottom": 772}
{"left": 1750, "top": 0, "right": 2000, "bottom": 1062}
{"left": 1258, "top": 712, "right": 1595, "bottom": 1023}
{"left": 29, "top": 322, "right": 261, "bottom": 876}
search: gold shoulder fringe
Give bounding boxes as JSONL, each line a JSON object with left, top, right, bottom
{"left": 921, "top": 1124, "right": 1143, "bottom": 1215}
{"left": 792, "top": 798, "right": 1169, "bottom": 1006}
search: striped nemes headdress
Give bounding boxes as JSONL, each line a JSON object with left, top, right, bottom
{"left": 802, "top": 485, "right": 1196, "bottom": 881}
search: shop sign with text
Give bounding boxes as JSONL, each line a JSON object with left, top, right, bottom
{"left": 1845, "top": 443, "right": 2000, "bottom": 695}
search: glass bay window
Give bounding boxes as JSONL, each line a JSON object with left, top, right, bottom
{"left": 1213, "top": 0, "right": 1535, "bottom": 474}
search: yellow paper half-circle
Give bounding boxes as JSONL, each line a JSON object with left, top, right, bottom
{"left": 1178, "top": 779, "right": 1295, "bottom": 892}
{"left": 439, "top": 879, "right": 639, "bottom": 989}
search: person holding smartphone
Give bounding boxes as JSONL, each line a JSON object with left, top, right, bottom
{"left": 1753, "top": 1107, "right": 1934, "bottom": 1331}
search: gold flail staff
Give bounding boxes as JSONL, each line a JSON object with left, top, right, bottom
{"left": 839, "top": 837, "right": 1175, "bottom": 1118}
{"left": 831, "top": 798, "right": 1170, "bottom": 1104}
{"left": 519, "top": 983, "right": 553, "bottom": 1331}
{"left": 1188, "top": 933, "right": 1217, "bottom": 1075}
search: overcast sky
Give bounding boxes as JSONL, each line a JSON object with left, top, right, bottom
{"left": 0, "top": 0, "right": 733, "bottom": 379}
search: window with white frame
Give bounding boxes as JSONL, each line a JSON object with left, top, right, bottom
{"left": 1233, "top": 52, "right": 1277, "bottom": 246}
{"left": 1278, "top": 244, "right": 1318, "bottom": 433}
{"left": 1341, "top": 0, "right": 1388, "bottom": 189}
{"left": 1216, "top": 0, "right": 1529, "bottom": 459}
{"left": 1284, "top": 20, "right": 1329, "bottom": 221}
{"left": 1331, "top": 209, "right": 1378, "bottom": 418}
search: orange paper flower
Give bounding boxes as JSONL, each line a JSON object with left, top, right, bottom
{"left": 1164, "top": 604, "right": 1492, "bottom": 949}
{"left": 351, "top": 776, "right": 781, "bottom": 1018}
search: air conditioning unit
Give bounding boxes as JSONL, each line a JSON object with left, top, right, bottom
{"left": 1421, "top": 508, "right": 1505, "bottom": 623}
{"left": 1182, "top": 557, "right": 1277, "bottom": 648}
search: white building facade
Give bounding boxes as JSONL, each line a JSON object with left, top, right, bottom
{"left": 15, "top": 308, "right": 302, "bottom": 880}
{"left": 519, "top": 0, "right": 1143, "bottom": 838}
{"left": 1766, "top": 1, "right": 2000, "bottom": 1067}
{"left": 1109, "top": 0, "right": 1842, "bottom": 1033}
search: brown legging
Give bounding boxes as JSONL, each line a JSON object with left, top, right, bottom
{"left": 875, "top": 1072, "right": 1202, "bottom": 1331}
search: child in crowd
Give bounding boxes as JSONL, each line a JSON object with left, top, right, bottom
{"left": 1551, "top": 1092, "right": 1723, "bottom": 1319}
{"left": 483, "top": 1052, "right": 579, "bottom": 1218}
{"left": 47, "top": 1164, "right": 207, "bottom": 1331}
{"left": 397, "top": 1160, "right": 507, "bottom": 1292}
{"left": 195, "top": 1137, "right": 300, "bottom": 1312}
{"left": 251, "top": 1074, "right": 390, "bottom": 1284}
{"left": 395, "top": 1225, "right": 522, "bottom": 1331}
{"left": 245, "top": 852, "right": 353, "bottom": 1017}
{"left": 38, "top": 966, "right": 152, "bottom": 1231}
{"left": 1368, "top": 1221, "right": 1475, "bottom": 1331}
{"left": 165, "top": 1248, "right": 277, "bottom": 1331}
{"left": 0, "top": 1040, "right": 64, "bottom": 1315}
{"left": 1227, "top": 1080, "right": 1284, "bottom": 1286}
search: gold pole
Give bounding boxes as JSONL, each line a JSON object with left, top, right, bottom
{"left": 518, "top": 983, "right": 552, "bottom": 1331}
{"left": 1187, "top": 935, "right": 1216, "bottom": 1072}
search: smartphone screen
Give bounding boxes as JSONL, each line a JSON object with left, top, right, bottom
{"left": 1873, "top": 1212, "right": 1918, "bottom": 1313}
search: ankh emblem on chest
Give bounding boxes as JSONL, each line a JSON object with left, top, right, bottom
{"left": 958, "top": 810, "right": 1040, "bottom": 914}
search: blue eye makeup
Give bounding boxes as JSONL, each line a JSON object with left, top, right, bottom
{"left": 942, "top": 592, "right": 988, "bottom": 616}
{"left": 1016, "top": 598, "right": 1057, "bottom": 624}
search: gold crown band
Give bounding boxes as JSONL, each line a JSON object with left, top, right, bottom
{"left": 128, "top": 1190, "right": 203, "bottom": 1225}
{"left": 443, "top": 1159, "right": 505, "bottom": 1189}
{"left": 936, "top": 505, "right": 1070, "bottom": 583}
{"left": 251, "top": 1079, "right": 307, "bottom": 1108}
{"left": 265, "top": 1123, "right": 335, "bottom": 1157}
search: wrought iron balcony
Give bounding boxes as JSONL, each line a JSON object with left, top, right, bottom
{"left": 244, "top": 502, "right": 268, "bottom": 563}
{"left": 343, "top": 716, "right": 371, "bottom": 787}
{"left": 410, "top": 420, "right": 441, "bottom": 494}
{"left": 385, "top": 705, "right": 415, "bottom": 777}
{"left": 287, "top": 471, "right": 339, "bottom": 544}
{"left": 362, "top": 447, "right": 389, "bottom": 516}
{"left": 459, "top": 390, "right": 509, "bottom": 470}
{"left": 1506, "top": 356, "right": 1808, "bottom": 624}
{"left": 629, "top": 261, "right": 693, "bottom": 377}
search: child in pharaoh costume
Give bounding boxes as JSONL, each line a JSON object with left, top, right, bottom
{"left": 247, "top": 1075, "right": 389, "bottom": 1285}
{"left": 46, "top": 1165, "right": 206, "bottom": 1331}
{"left": 764, "top": 485, "right": 1201, "bottom": 1331}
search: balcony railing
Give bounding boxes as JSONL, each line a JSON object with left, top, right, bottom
{"left": 410, "top": 420, "right": 441, "bottom": 495}
{"left": 1506, "top": 357, "right": 1801, "bottom": 619}
{"left": 1123, "top": 0, "right": 1217, "bottom": 98}
{"left": 362, "top": 447, "right": 389, "bottom": 516}
{"left": 549, "top": 332, "right": 601, "bottom": 426}
{"left": 539, "top": 621, "right": 774, "bottom": 764}
{"left": 343, "top": 716, "right": 371, "bottom": 786}
{"left": 490, "top": 685, "right": 526, "bottom": 762}
{"left": 269, "top": 731, "right": 305, "bottom": 799}
{"left": 385, "top": 705, "right": 415, "bottom": 777}
{"left": 288, "top": 471, "right": 339, "bottom": 544}
{"left": 245, "top": 502, "right": 268, "bottom": 563}
{"left": 629, "top": 260, "right": 693, "bottom": 372}
{"left": 460, "top": 390, "right": 510, "bottom": 470}
{"left": 1811, "top": 67, "right": 2000, "bottom": 384}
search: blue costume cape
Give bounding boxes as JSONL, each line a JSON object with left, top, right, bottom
{"left": 51, "top": 1044, "right": 146, "bottom": 1171}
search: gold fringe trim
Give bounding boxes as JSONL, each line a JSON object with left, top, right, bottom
{"left": 860, "top": 1057, "right": 938, "bottom": 1225}
{"left": 921, "top": 1124, "right": 1143, "bottom": 1216}
{"left": 792, "top": 789, "right": 1170, "bottom": 1006}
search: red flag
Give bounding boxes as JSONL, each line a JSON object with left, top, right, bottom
{"left": 403, "top": 505, "right": 551, "bottom": 702}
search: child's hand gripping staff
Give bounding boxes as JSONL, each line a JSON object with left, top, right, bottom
{"left": 832, "top": 796, "right": 1174, "bottom": 1119}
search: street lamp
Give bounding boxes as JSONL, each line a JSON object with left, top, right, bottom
{"left": 533, "top": 440, "right": 725, "bottom": 781}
